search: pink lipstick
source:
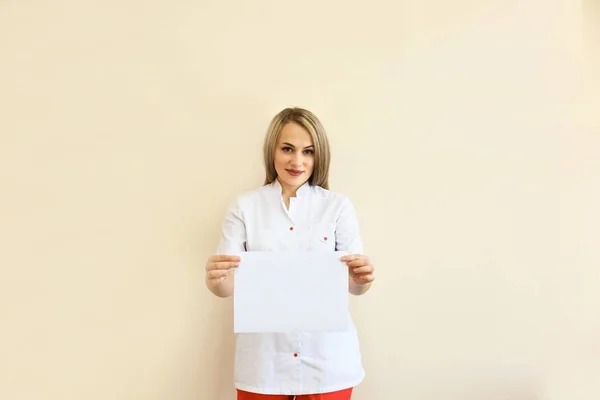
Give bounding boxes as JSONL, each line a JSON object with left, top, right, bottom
{"left": 286, "top": 169, "right": 304, "bottom": 176}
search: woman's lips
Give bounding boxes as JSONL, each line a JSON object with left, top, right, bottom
{"left": 286, "top": 169, "right": 304, "bottom": 176}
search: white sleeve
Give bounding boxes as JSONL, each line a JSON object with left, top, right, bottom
{"left": 334, "top": 196, "right": 364, "bottom": 254}
{"left": 216, "top": 196, "right": 247, "bottom": 255}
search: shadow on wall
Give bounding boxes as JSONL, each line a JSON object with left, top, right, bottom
{"left": 162, "top": 210, "right": 238, "bottom": 400}
{"left": 584, "top": 0, "right": 600, "bottom": 86}
{"left": 186, "top": 194, "right": 239, "bottom": 400}
{"left": 147, "top": 78, "right": 270, "bottom": 398}
{"left": 206, "top": 298, "right": 236, "bottom": 400}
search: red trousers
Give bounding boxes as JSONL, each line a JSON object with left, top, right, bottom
{"left": 237, "top": 388, "right": 353, "bottom": 400}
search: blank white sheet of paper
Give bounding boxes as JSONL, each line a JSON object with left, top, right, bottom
{"left": 233, "top": 251, "right": 349, "bottom": 333}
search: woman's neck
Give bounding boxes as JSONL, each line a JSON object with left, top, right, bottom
{"left": 277, "top": 178, "right": 299, "bottom": 198}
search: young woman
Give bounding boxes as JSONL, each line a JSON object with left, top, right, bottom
{"left": 205, "top": 107, "right": 375, "bottom": 400}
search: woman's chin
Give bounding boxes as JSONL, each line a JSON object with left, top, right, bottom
{"left": 278, "top": 175, "right": 308, "bottom": 188}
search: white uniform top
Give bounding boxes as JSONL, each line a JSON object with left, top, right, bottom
{"left": 216, "top": 179, "right": 365, "bottom": 395}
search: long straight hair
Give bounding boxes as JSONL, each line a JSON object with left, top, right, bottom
{"left": 263, "top": 107, "right": 331, "bottom": 189}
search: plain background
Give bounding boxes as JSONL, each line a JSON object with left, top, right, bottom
{"left": 1, "top": 1, "right": 598, "bottom": 399}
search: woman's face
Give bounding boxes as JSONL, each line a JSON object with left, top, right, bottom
{"left": 274, "top": 122, "right": 315, "bottom": 193}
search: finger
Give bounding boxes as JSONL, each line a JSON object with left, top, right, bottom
{"left": 207, "top": 269, "right": 231, "bottom": 279}
{"left": 343, "top": 255, "right": 369, "bottom": 264}
{"left": 346, "top": 259, "right": 370, "bottom": 268}
{"left": 210, "top": 255, "right": 241, "bottom": 262}
{"left": 340, "top": 254, "right": 362, "bottom": 262}
{"left": 355, "top": 274, "right": 375, "bottom": 284}
{"left": 352, "top": 266, "right": 374, "bottom": 274}
{"left": 207, "top": 261, "right": 240, "bottom": 271}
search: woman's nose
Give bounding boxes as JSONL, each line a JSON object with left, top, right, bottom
{"left": 291, "top": 153, "right": 303, "bottom": 166}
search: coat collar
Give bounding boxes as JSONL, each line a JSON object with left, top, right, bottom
{"left": 271, "top": 177, "right": 312, "bottom": 198}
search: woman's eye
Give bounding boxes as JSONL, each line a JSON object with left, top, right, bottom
{"left": 304, "top": 149, "right": 314, "bottom": 155}
{"left": 282, "top": 147, "right": 292, "bottom": 152}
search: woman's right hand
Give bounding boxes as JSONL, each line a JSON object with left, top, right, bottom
{"left": 205, "top": 255, "right": 240, "bottom": 296}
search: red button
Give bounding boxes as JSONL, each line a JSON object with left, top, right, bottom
{"left": 324, "top": 237, "right": 328, "bottom": 241}
{"left": 293, "top": 353, "right": 298, "bottom": 357}
{"left": 289, "top": 226, "right": 294, "bottom": 231}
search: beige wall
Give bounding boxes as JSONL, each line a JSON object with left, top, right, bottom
{"left": 1, "top": 1, "right": 598, "bottom": 399}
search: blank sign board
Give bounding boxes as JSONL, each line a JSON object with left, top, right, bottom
{"left": 233, "top": 251, "right": 349, "bottom": 333}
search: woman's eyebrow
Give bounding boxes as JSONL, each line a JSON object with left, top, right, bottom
{"left": 282, "top": 142, "right": 314, "bottom": 149}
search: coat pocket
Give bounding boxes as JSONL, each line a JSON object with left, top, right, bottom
{"left": 310, "top": 222, "right": 336, "bottom": 251}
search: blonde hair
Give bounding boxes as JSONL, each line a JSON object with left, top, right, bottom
{"left": 263, "top": 107, "right": 331, "bottom": 189}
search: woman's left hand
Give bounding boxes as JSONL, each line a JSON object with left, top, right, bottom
{"left": 341, "top": 254, "right": 375, "bottom": 286}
